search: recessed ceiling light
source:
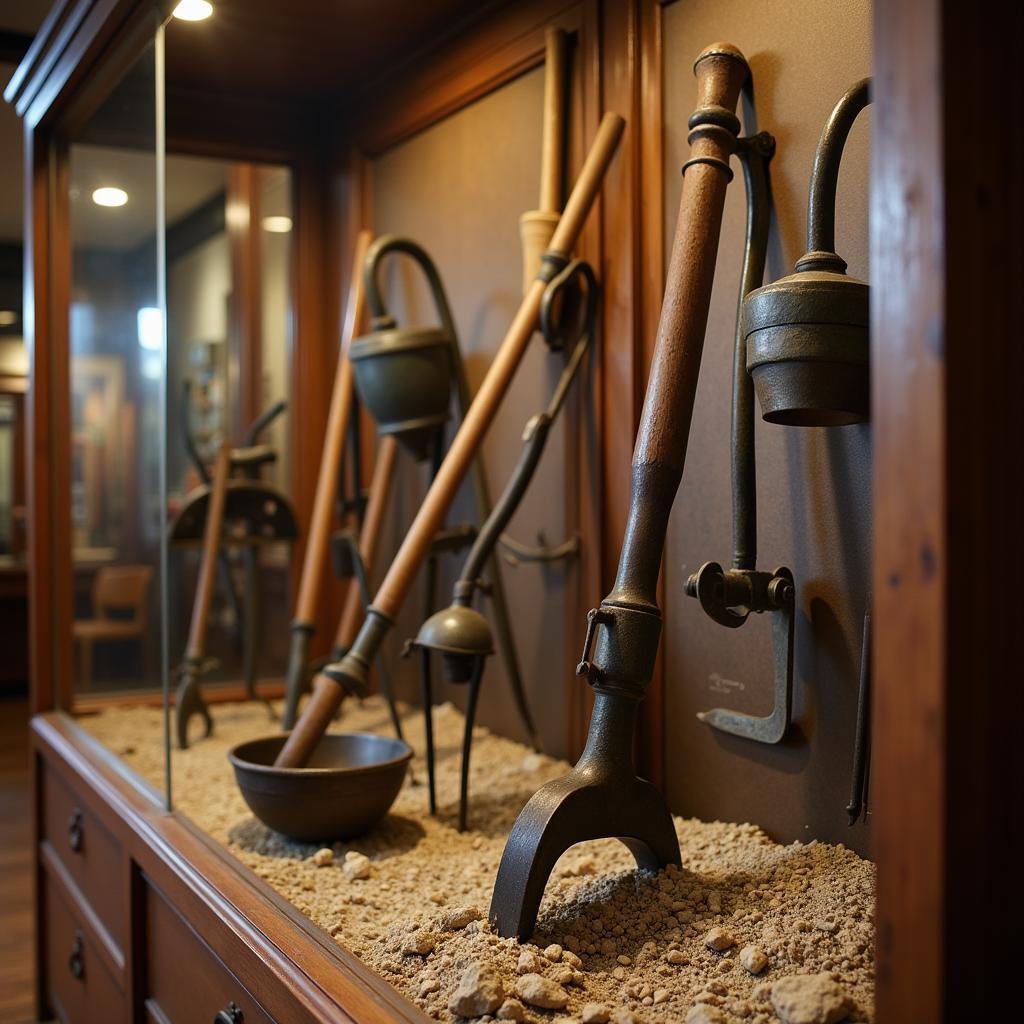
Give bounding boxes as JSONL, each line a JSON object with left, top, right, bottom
{"left": 92, "top": 187, "right": 128, "bottom": 208}
{"left": 0, "top": 311, "right": 17, "bottom": 326}
{"left": 172, "top": 0, "right": 213, "bottom": 21}
{"left": 262, "top": 215, "right": 293, "bottom": 234}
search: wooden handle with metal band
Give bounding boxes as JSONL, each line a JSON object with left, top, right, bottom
{"left": 291, "top": 228, "right": 372, "bottom": 627}
{"left": 186, "top": 442, "right": 231, "bottom": 662}
{"left": 607, "top": 43, "right": 749, "bottom": 614}
{"left": 276, "top": 112, "right": 624, "bottom": 769}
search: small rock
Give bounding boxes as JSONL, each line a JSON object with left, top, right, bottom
{"left": 563, "top": 950, "right": 583, "bottom": 970}
{"left": 740, "top": 944, "right": 769, "bottom": 975}
{"left": 545, "top": 943, "right": 564, "bottom": 962}
{"left": 439, "top": 906, "right": 483, "bottom": 931}
{"left": 707, "top": 892, "right": 722, "bottom": 914}
{"left": 771, "top": 973, "right": 853, "bottom": 1024}
{"left": 311, "top": 848, "right": 333, "bottom": 867}
{"left": 418, "top": 978, "right": 440, "bottom": 997}
{"left": 342, "top": 851, "right": 371, "bottom": 881}
{"left": 609, "top": 1011, "right": 639, "bottom": 1024}
{"left": 616, "top": 954, "right": 633, "bottom": 966}
{"left": 814, "top": 919, "right": 839, "bottom": 934}
{"left": 497, "top": 998, "right": 526, "bottom": 1021}
{"left": 704, "top": 927, "right": 737, "bottom": 952}
{"left": 686, "top": 1007, "right": 728, "bottom": 1024}
{"left": 665, "top": 950, "right": 689, "bottom": 965}
{"left": 581, "top": 1004, "right": 610, "bottom": 1024}
{"left": 401, "top": 930, "right": 438, "bottom": 956}
{"left": 653, "top": 988, "right": 669, "bottom": 1005}
{"left": 448, "top": 962, "right": 505, "bottom": 1017}
{"left": 516, "top": 973, "right": 568, "bottom": 1010}
{"left": 517, "top": 950, "right": 541, "bottom": 975}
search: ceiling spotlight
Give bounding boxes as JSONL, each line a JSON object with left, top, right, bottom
{"left": 172, "top": 0, "right": 213, "bottom": 20}
{"left": 0, "top": 310, "right": 17, "bottom": 326}
{"left": 92, "top": 187, "right": 128, "bottom": 208}
{"left": 262, "top": 215, "right": 293, "bottom": 234}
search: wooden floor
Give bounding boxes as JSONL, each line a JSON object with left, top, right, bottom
{"left": 0, "top": 697, "right": 35, "bottom": 1024}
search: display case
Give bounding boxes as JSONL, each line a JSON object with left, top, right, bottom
{"left": 7, "top": 1, "right": 1017, "bottom": 1022}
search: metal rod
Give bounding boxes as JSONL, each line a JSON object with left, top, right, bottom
{"left": 731, "top": 135, "right": 774, "bottom": 570}
{"left": 847, "top": 608, "right": 872, "bottom": 825}
{"left": 806, "top": 79, "right": 871, "bottom": 257}
{"left": 420, "top": 648, "right": 437, "bottom": 815}
{"left": 458, "top": 656, "right": 485, "bottom": 832}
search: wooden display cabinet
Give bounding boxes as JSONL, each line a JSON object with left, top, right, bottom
{"left": 7, "top": 1, "right": 1019, "bottom": 1021}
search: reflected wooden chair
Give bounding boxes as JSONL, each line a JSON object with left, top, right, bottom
{"left": 73, "top": 565, "right": 153, "bottom": 691}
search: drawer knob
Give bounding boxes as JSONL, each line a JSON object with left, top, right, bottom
{"left": 68, "top": 808, "right": 83, "bottom": 852}
{"left": 214, "top": 1002, "right": 244, "bottom": 1024}
{"left": 69, "top": 931, "right": 84, "bottom": 980}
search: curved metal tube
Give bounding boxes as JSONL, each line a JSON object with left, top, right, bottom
{"left": 805, "top": 78, "right": 872, "bottom": 260}
{"left": 243, "top": 399, "right": 286, "bottom": 447}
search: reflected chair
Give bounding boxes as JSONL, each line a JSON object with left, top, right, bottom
{"left": 73, "top": 565, "right": 153, "bottom": 690}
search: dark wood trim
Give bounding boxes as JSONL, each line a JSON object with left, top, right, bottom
{"left": 872, "top": 2, "right": 1023, "bottom": 1020}
{"left": 73, "top": 679, "right": 285, "bottom": 715}
{"left": 33, "top": 711, "right": 430, "bottom": 1022}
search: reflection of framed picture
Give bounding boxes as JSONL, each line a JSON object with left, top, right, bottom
{"left": 70, "top": 355, "right": 126, "bottom": 550}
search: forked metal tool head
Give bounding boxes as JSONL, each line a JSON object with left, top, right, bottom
{"left": 490, "top": 690, "right": 680, "bottom": 939}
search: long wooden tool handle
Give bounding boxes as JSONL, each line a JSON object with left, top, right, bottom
{"left": 375, "top": 112, "right": 624, "bottom": 618}
{"left": 609, "top": 43, "right": 749, "bottom": 608}
{"left": 333, "top": 434, "right": 398, "bottom": 651}
{"left": 291, "top": 229, "right": 373, "bottom": 626}
{"left": 540, "top": 27, "right": 567, "bottom": 213}
{"left": 186, "top": 442, "right": 231, "bottom": 661}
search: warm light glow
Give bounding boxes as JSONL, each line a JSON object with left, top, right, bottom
{"left": 137, "top": 307, "right": 163, "bottom": 352}
{"left": 0, "top": 311, "right": 17, "bottom": 327}
{"left": 262, "top": 215, "right": 293, "bottom": 234}
{"left": 92, "top": 187, "right": 128, "bottom": 208}
{"left": 172, "top": 0, "right": 213, "bottom": 20}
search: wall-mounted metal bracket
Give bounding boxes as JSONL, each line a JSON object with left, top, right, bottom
{"left": 686, "top": 564, "right": 794, "bottom": 743}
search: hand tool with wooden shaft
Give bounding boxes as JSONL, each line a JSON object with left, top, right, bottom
{"left": 519, "top": 27, "right": 568, "bottom": 293}
{"left": 174, "top": 442, "right": 231, "bottom": 749}
{"left": 281, "top": 229, "right": 373, "bottom": 730}
{"left": 489, "top": 43, "right": 750, "bottom": 940}
{"left": 407, "top": 257, "right": 597, "bottom": 831}
{"left": 682, "top": 114, "right": 797, "bottom": 744}
{"left": 273, "top": 112, "right": 625, "bottom": 770}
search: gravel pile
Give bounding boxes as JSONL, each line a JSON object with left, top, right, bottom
{"left": 81, "top": 697, "right": 875, "bottom": 1023}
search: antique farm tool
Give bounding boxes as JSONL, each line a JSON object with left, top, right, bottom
{"left": 173, "top": 443, "right": 230, "bottom": 749}
{"left": 171, "top": 418, "right": 300, "bottom": 747}
{"left": 490, "top": 44, "right": 749, "bottom": 939}
{"left": 408, "top": 257, "right": 597, "bottom": 830}
{"left": 276, "top": 113, "right": 624, "bottom": 771}
{"left": 281, "top": 230, "right": 372, "bottom": 730}
{"left": 519, "top": 27, "right": 568, "bottom": 292}
{"left": 682, "top": 119, "right": 797, "bottom": 743}
{"left": 744, "top": 79, "right": 872, "bottom": 426}
{"left": 276, "top": 234, "right": 538, "bottom": 768}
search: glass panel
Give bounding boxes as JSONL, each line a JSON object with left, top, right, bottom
{"left": 64, "top": 29, "right": 168, "bottom": 804}
{"left": 164, "top": 159, "right": 293, "bottom": 732}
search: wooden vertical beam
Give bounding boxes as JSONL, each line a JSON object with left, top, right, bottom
{"left": 873, "top": 1, "right": 1023, "bottom": 1019}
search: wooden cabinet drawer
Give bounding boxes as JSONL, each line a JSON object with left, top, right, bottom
{"left": 41, "top": 760, "right": 126, "bottom": 956}
{"left": 42, "top": 870, "right": 125, "bottom": 1024}
{"left": 143, "top": 876, "right": 277, "bottom": 1024}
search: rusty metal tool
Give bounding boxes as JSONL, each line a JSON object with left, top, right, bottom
{"left": 682, "top": 119, "right": 797, "bottom": 744}
{"left": 407, "top": 257, "right": 597, "bottom": 830}
{"left": 489, "top": 44, "right": 749, "bottom": 939}
{"left": 281, "top": 230, "right": 373, "bottom": 730}
{"left": 275, "top": 113, "right": 624, "bottom": 770}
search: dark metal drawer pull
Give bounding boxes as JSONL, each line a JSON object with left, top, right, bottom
{"left": 68, "top": 808, "right": 83, "bottom": 852}
{"left": 69, "top": 931, "right": 84, "bottom": 980}
{"left": 214, "top": 1002, "right": 244, "bottom": 1024}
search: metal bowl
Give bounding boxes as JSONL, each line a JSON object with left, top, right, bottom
{"left": 228, "top": 733, "right": 412, "bottom": 842}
